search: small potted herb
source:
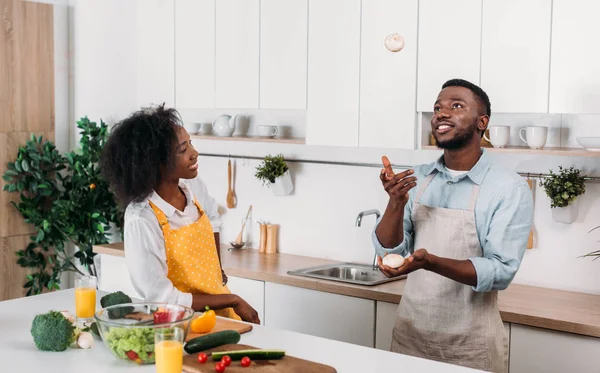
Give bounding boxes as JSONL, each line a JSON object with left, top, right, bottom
{"left": 254, "top": 154, "right": 293, "bottom": 196}
{"left": 539, "top": 166, "right": 586, "bottom": 224}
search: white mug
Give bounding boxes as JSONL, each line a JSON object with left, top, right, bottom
{"left": 197, "top": 123, "right": 212, "bottom": 135}
{"left": 519, "top": 126, "right": 548, "bottom": 149}
{"left": 257, "top": 125, "right": 278, "bottom": 137}
{"left": 483, "top": 125, "right": 510, "bottom": 148}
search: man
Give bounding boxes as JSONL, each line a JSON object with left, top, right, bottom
{"left": 372, "top": 79, "right": 533, "bottom": 373}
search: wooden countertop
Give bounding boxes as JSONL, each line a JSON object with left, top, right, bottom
{"left": 94, "top": 242, "right": 600, "bottom": 339}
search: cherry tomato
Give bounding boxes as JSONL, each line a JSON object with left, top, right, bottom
{"left": 215, "top": 362, "right": 226, "bottom": 373}
{"left": 197, "top": 353, "right": 208, "bottom": 364}
{"left": 241, "top": 356, "right": 251, "bottom": 367}
{"left": 221, "top": 355, "right": 232, "bottom": 367}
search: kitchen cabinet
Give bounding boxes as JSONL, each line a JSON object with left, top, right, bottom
{"left": 306, "top": 0, "right": 361, "bottom": 147}
{"left": 226, "top": 276, "right": 265, "bottom": 325}
{"left": 375, "top": 301, "right": 397, "bottom": 351}
{"left": 135, "top": 0, "right": 175, "bottom": 109}
{"left": 549, "top": 0, "right": 600, "bottom": 114}
{"left": 174, "top": 0, "right": 215, "bottom": 109}
{"left": 480, "top": 0, "right": 551, "bottom": 113}
{"left": 359, "top": 0, "right": 418, "bottom": 149}
{"left": 215, "top": 0, "right": 260, "bottom": 109}
{"left": 96, "top": 254, "right": 141, "bottom": 299}
{"left": 416, "top": 0, "right": 482, "bottom": 112}
{"left": 259, "top": 0, "right": 307, "bottom": 110}
{"left": 509, "top": 324, "right": 600, "bottom": 373}
{"left": 264, "top": 282, "right": 375, "bottom": 347}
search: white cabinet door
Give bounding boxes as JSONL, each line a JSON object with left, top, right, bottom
{"left": 375, "top": 301, "right": 397, "bottom": 350}
{"left": 549, "top": 0, "right": 600, "bottom": 114}
{"left": 215, "top": 0, "right": 259, "bottom": 109}
{"left": 226, "top": 276, "right": 265, "bottom": 325}
{"left": 260, "top": 0, "right": 307, "bottom": 110}
{"left": 136, "top": 0, "right": 175, "bottom": 109}
{"left": 359, "top": 0, "right": 418, "bottom": 149}
{"left": 175, "top": 0, "right": 215, "bottom": 109}
{"left": 510, "top": 324, "right": 600, "bottom": 373}
{"left": 96, "top": 254, "right": 141, "bottom": 300}
{"left": 417, "top": 0, "right": 482, "bottom": 112}
{"left": 480, "top": 0, "right": 551, "bottom": 113}
{"left": 264, "top": 282, "right": 375, "bottom": 347}
{"left": 306, "top": 0, "right": 361, "bottom": 147}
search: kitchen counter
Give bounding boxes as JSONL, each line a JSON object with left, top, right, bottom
{"left": 0, "top": 289, "right": 481, "bottom": 373}
{"left": 94, "top": 242, "right": 600, "bottom": 339}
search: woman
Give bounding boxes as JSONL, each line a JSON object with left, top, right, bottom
{"left": 100, "top": 104, "right": 259, "bottom": 323}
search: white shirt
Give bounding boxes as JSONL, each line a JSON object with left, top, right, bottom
{"left": 445, "top": 166, "right": 469, "bottom": 178}
{"left": 123, "top": 176, "right": 222, "bottom": 307}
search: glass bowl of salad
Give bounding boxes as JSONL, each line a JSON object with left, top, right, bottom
{"left": 94, "top": 302, "right": 194, "bottom": 364}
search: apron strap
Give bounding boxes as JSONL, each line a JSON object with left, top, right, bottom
{"left": 414, "top": 171, "right": 437, "bottom": 204}
{"left": 148, "top": 200, "right": 172, "bottom": 234}
{"left": 467, "top": 184, "right": 481, "bottom": 211}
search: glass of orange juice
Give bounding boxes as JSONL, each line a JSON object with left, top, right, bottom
{"left": 154, "top": 328, "right": 184, "bottom": 373}
{"left": 74, "top": 274, "right": 97, "bottom": 325}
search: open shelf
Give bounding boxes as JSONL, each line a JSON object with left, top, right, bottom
{"left": 421, "top": 145, "right": 600, "bottom": 157}
{"left": 191, "top": 135, "right": 305, "bottom": 145}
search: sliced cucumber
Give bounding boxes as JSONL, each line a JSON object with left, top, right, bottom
{"left": 183, "top": 330, "right": 241, "bottom": 354}
{"left": 211, "top": 349, "right": 286, "bottom": 361}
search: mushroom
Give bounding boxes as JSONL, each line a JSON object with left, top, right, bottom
{"left": 382, "top": 254, "right": 406, "bottom": 269}
{"left": 384, "top": 33, "right": 405, "bottom": 53}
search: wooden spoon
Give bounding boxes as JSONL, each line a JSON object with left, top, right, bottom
{"left": 226, "top": 160, "right": 236, "bottom": 209}
{"left": 526, "top": 179, "right": 534, "bottom": 249}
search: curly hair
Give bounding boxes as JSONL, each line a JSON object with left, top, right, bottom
{"left": 100, "top": 104, "right": 183, "bottom": 208}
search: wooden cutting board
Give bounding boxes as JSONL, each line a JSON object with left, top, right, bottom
{"left": 185, "top": 318, "right": 253, "bottom": 342}
{"left": 182, "top": 344, "right": 337, "bottom": 373}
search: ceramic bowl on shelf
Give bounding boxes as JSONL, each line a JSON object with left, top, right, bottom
{"left": 94, "top": 302, "right": 194, "bottom": 364}
{"left": 576, "top": 137, "right": 600, "bottom": 152}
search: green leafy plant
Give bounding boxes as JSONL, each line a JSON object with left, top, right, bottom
{"left": 581, "top": 225, "right": 600, "bottom": 261}
{"left": 254, "top": 154, "right": 289, "bottom": 186}
{"left": 539, "top": 166, "right": 586, "bottom": 208}
{"left": 2, "top": 117, "right": 121, "bottom": 296}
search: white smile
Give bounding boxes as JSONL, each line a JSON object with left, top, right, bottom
{"left": 189, "top": 163, "right": 198, "bottom": 170}
{"left": 436, "top": 124, "right": 453, "bottom": 134}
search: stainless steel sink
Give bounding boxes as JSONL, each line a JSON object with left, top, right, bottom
{"left": 288, "top": 262, "right": 406, "bottom": 286}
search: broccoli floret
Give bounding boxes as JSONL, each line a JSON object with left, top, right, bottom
{"left": 100, "top": 291, "right": 134, "bottom": 319}
{"left": 30, "top": 311, "right": 77, "bottom": 351}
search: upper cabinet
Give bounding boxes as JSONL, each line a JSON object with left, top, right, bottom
{"left": 306, "top": 0, "right": 361, "bottom": 147}
{"left": 416, "top": 0, "right": 482, "bottom": 112}
{"left": 359, "top": 0, "right": 418, "bottom": 149}
{"left": 549, "top": 0, "right": 600, "bottom": 114}
{"left": 480, "top": 0, "right": 552, "bottom": 113}
{"left": 260, "top": 0, "right": 308, "bottom": 110}
{"left": 135, "top": 0, "right": 175, "bottom": 109}
{"left": 175, "top": 0, "right": 215, "bottom": 109}
{"left": 215, "top": 0, "right": 260, "bottom": 109}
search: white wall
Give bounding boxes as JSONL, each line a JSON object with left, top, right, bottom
{"left": 187, "top": 136, "right": 600, "bottom": 296}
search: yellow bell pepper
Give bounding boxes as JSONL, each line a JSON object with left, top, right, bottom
{"left": 191, "top": 306, "right": 217, "bottom": 333}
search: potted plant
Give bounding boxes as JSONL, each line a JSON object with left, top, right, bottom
{"left": 2, "top": 117, "right": 121, "bottom": 295}
{"left": 539, "top": 166, "right": 586, "bottom": 224}
{"left": 254, "top": 154, "right": 293, "bottom": 196}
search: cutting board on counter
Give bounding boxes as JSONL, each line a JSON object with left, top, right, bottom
{"left": 185, "top": 318, "right": 253, "bottom": 342}
{"left": 182, "top": 344, "right": 337, "bottom": 373}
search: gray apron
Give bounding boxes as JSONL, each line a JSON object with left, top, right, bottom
{"left": 391, "top": 170, "right": 508, "bottom": 373}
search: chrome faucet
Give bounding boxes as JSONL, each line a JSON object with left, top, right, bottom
{"left": 356, "top": 209, "right": 381, "bottom": 270}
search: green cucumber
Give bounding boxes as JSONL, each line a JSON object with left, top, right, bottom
{"left": 211, "top": 349, "right": 286, "bottom": 361}
{"left": 183, "top": 330, "right": 241, "bottom": 354}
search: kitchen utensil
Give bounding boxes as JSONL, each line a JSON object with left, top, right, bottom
{"left": 576, "top": 137, "right": 600, "bottom": 152}
{"left": 484, "top": 125, "right": 510, "bottom": 148}
{"left": 527, "top": 179, "right": 534, "bottom": 249}
{"left": 258, "top": 223, "right": 267, "bottom": 253}
{"left": 234, "top": 205, "right": 253, "bottom": 244}
{"left": 94, "top": 302, "right": 195, "bottom": 365}
{"left": 227, "top": 160, "right": 236, "bottom": 209}
{"left": 228, "top": 241, "right": 245, "bottom": 250}
{"left": 519, "top": 126, "right": 548, "bottom": 149}
{"left": 212, "top": 114, "right": 238, "bottom": 137}
{"left": 185, "top": 318, "right": 253, "bottom": 342}
{"left": 182, "top": 344, "right": 337, "bottom": 373}
{"left": 265, "top": 224, "right": 279, "bottom": 254}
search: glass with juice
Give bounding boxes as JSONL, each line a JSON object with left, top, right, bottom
{"left": 74, "top": 274, "right": 97, "bottom": 324}
{"left": 155, "top": 328, "right": 184, "bottom": 373}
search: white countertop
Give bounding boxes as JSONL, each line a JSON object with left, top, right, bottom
{"left": 0, "top": 289, "right": 482, "bottom": 373}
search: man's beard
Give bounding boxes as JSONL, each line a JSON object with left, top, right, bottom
{"left": 433, "top": 125, "right": 477, "bottom": 150}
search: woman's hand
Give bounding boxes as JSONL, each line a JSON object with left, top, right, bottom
{"left": 233, "top": 296, "right": 260, "bottom": 324}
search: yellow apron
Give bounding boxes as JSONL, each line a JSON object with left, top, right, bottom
{"left": 149, "top": 198, "right": 241, "bottom": 320}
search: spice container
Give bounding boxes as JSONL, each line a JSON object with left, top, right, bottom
{"left": 265, "top": 224, "right": 279, "bottom": 254}
{"left": 258, "top": 223, "right": 267, "bottom": 253}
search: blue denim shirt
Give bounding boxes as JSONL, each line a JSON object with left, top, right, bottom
{"left": 372, "top": 149, "right": 534, "bottom": 292}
